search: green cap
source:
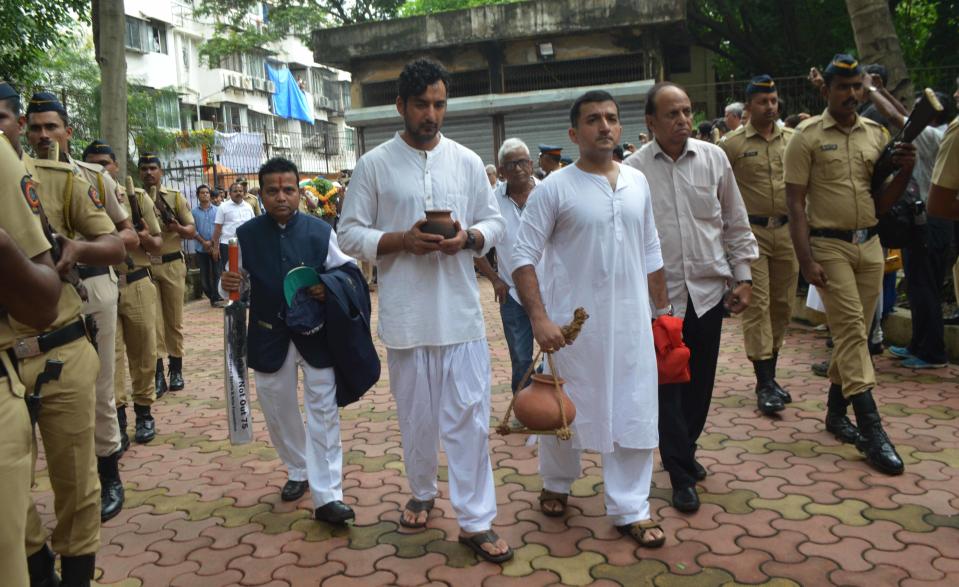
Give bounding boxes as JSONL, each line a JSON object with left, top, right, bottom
{"left": 283, "top": 266, "right": 320, "bottom": 306}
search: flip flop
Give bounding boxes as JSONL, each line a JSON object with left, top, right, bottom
{"left": 538, "top": 489, "right": 568, "bottom": 517}
{"left": 458, "top": 530, "right": 514, "bottom": 563}
{"left": 616, "top": 519, "right": 666, "bottom": 548}
{"left": 399, "top": 497, "right": 434, "bottom": 529}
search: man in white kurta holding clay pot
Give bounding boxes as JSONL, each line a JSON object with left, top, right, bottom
{"left": 338, "top": 58, "right": 511, "bottom": 563}
{"left": 512, "top": 90, "right": 671, "bottom": 548}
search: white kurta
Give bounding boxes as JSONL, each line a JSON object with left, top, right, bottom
{"left": 513, "top": 163, "right": 664, "bottom": 453}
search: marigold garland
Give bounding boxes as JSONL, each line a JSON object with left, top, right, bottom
{"left": 301, "top": 176, "right": 340, "bottom": 219}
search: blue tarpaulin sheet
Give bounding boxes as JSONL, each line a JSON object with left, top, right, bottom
{"left": 267, "top": 63, "right": 313, "bottom": 124}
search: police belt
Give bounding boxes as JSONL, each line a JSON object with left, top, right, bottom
{"left": 118, "top": 267, "right": 150, "bottom": 288}
{"left": 748, "top": 215, "right": 788, "bottom": 229}
{"left": 13, "top": 318, "right": 89, "bottom": 360}
{"left": 150, "top": 251, "right": 184, "bottom": 265}
{"left": 809, "top": 226, "right": 879, "bottom": 244}
{"left": 77, "top": 266, "right": 110, "bottom": 280}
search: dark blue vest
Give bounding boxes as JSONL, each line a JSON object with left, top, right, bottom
{"left": 236, "top": 212, "right": 333, "bottom": 373}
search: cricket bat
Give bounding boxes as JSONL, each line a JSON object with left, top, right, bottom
{"left": 223, "top": 238, "right": 252, "bottom": 444}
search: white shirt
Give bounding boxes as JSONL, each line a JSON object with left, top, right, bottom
{"left": 215, "top": 199, "right": 256, "bottom": 244}
{"left": 513, "top": 163, "right": 663, "bottom": 452}
{"left": 913, "top": 124, "right": 947, "bottom": 201}
{"left": 626, "top": 138, "right": 758, "bottom": 318}
{"left": 216, "top": 213, "right": 354, "bottom": 303}
{"left": 493, "top": 177, "right": 540, "bottom": 303}
{"left": 338, "top": 133, "right": 506, "bottom": 349}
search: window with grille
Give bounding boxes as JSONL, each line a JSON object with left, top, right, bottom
{"left": 125, "top": 17, "right": 168, "bottom": 54}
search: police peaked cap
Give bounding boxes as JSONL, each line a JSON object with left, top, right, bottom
{"left": 824, "top": 54, "right": 862, "bottom": 77}
{"left": 746, "top": 75, "right": 776, "bottom": 97}
{"left": 26, "top": 91, "right": 67, "bottom": 116}
{"left": 538, "top": 144, "right": 563, "bottom": 158}
{"left": 0, "top": 81, "right": 18, "bottom": 101}
{"left": 138, "top": 152, "right": 162, "bottom": 167}
{"left": 83, "top": 140, "right": 115, "bottom": 160}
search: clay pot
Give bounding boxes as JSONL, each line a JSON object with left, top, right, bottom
{"left": 421, "top": 209, "right": 457, "bottom": 238}
{"left": 513, "top": 374, "right": 576, "bottom": 430}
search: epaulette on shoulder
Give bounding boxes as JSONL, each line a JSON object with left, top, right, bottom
{"left": 29, "top": 158, "right": 74, "bottom": 173}
{"left": 860, "top": 116, "right": 883, "bottom": 128}
{"left": 75, "top": 159, "right": 106, "bottom": 173}
{"left": 725, "top": 126, "right": 747, "bottom": 139}
{"left": 795, "top": 115, "right": 822, "bottom": 132}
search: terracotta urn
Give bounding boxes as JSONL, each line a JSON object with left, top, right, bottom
{"left": 421, "top": 209, "right": 457, "bottom": 238}
{"left": 513, "top": 374, "right": 576, "bottom": 430}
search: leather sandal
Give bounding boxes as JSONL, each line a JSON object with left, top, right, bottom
{"left": 458, "top": 530, "right": 514, "bottom": 563}
{"left": 616, "top": 519, "right": 666, "bottom": 548}
{"left": 399, "top": 497, "right": 434, "bottom": 528}
{"left": 538, "top": 489, "right": 568, "bottom": 517}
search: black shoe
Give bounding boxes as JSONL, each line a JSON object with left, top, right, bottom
{"left": 168, "top": 356, "right": 184, "bottom": 391}
{"left": 133, "top": 404, "right": 156, "bottom": 444}
{"left": 753, "top": 359, "right": 785, "bottom": 416}
{"left": 811, "top": 360, "right": 829, "bottom": 378}
{"left": 281, "top": 480, "right": 309, "bottom": 502}
{"left": 117, "top": 405, "right": 130, "bottom": 455}
{"left": 60, "top": 554, "right": 95, "bottom": 587}
{"left": 672, "top": 486, "right": 700, "bottom": 513}
{"left": 98, "top": 451, "right": 125, "bottom": 522}
{"left": 869, "top": 341, "right": 884, "bottom": 356}
{"left": 850, "top": 390, "right": 905, "bottom": 475}
{"left": 825, "top": 383, "right": 861, "bottom": 444}
{"left": 27, "top": 543, "right": 60, "bottom": 587}
{"left": 693, "top": 459, "right": 707, "bottom": 481}
{"left": 314, "top": 500, "right": 355, "bottom": 524}
{"left": 155, "top": 358, "right": 168, "bottom": 399}
{"left": 770, "top": 353, "right": 792, "bottom": 403}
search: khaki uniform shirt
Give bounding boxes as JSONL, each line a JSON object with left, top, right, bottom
{"left": 151, "top": 185, "right": 195, "bottom": 255}
{"left": 0, "top": 141, "right": 51, "bottom": 352}
{"left": 15, "top": 155, "right": 116, "bottom": 336}
{"left": 244, "top": 194, "right": 262, "bottom": 216}
{"left": 720, "top": 122, "right": 795, "bottom": 217}
{"left": 932, "top": 118, "right": 959, "bottom": 191}
{"left": 69, "top": 157, "right": 129, "bottom": 225}
{"left": 116, "top": 188, "right": 162, "bottom": 272}
{"left": 783, "top": 109, "right": 889, "bottom": 230}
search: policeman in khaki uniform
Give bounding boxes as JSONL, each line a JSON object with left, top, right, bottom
{"left": 785, "top": 55, "right": 916, "bottom": 476}
{"left": 0, "top": 131, "right": 62, "bottom": 587}
{"left": 26, "top": 92, "right": 139, "bottom": 525}
{"left": 720, "top": 75, "right": 797, "bottom": 417}
{"left": 16, "top": 140, "right": 125, "bottom": 585}
{"left": 138, "top": 153, "right": 196, "bottom": 394}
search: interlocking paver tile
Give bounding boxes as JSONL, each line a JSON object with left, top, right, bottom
{"left": 25, "top": 291, "right": 959, "bottom": 585}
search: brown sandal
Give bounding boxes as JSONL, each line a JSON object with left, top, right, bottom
{"left": 399, "top": 497, "right": 434, "bottom": 529}
{"left": 538, "top": 489, "right": 568, "bottom": 517}
{"left": 458, "top": 530, "right": 514, "bottom": 563}
{"left": 616, "top": 519, "right": 666, "bottom": 548}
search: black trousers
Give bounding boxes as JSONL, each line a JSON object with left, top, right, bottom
{"left": 903, "top": 241, "right": 949, "bottom": 364}
{"left": 195, "top": 251, "right": 222, "bottom": 303}
{"left": 658, "top": 298, "right": 725, "bottom": 490}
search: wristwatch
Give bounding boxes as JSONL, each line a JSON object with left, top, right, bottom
{"left": 463, "top": 229, "right": 477, "bottom": 250}
{"left": 655, "top": 304, "right": 674, "bottom": 317}
{"left": 736, "top": 279, "right": 753, "bottom": 287}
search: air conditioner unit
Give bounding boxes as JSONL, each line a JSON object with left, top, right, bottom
{"left": 265, "top": 80, "right": 276, "bottom": 94}
{"left": 241, "top": 76, "right": 253, "bottom": 90}
{"left": 280, "top": 135, "right": 292, "bottom": 149}
{"left": 253, "top": 78, "right": 264, "bottom": 91}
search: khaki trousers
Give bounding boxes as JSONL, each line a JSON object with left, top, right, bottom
{"left": 811, "top": 235, "right": 884, "bottom": 398}
{"left": 81, "top": 273, "right": 122, "bottom": 457}
{"left": 742, "top": 225, "right": 799, "bottom": 361}
{"left": 0, "top": 356, "right": 32, "bottom": 587}
{"left": 152, "top": 257, "right": 186, "bottom": 358}
{"left": 22, "top": 337, "right": 100, "bottom": 557}
{"left": 115, "top": 277, "right": 158, "bottom": 408}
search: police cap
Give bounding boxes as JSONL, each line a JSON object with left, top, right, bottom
{"left": 138, "top": 152, "right": 162, "bottom": 167}
{"left": 538, "top": 144, "right": 562, "bottom": 160}
{"left": 83, "top": 139, "right": 115, "bottom": 161}
{"left": 746, "top": 74, "right": 776, "bottom": 98}
{"left": 26, "top": 91, "right": 67, "bottom": 116}
{"left": 824, "top": 54, "right": 862, "bottom": 78}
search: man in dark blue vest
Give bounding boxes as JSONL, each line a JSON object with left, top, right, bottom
{"left": 220, "top": 158, "right": 359, "bottom": 524}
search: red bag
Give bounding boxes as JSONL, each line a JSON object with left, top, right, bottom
{"left": 652, "top": 315, "right": 691, "bottom": 384}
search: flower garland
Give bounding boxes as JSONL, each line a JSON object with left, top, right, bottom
{"left": 300, "top": 176, "right": 340, "bottom": 219}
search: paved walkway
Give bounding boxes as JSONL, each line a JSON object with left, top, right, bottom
{"left": 32, "top": 282, "right": 959, "bottom": 586}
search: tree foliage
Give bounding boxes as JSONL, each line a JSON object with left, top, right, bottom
{"left": 399, "top": 0, "right": 521, "bottom": 16}
{"left": 0, "top": 0, "right": 92, "bottom": 84}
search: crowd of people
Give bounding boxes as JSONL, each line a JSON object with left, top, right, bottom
{"left": 0, "top": 50, "right": 957, "bottom": 585}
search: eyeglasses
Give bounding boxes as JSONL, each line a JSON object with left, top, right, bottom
{"left": 503, "top": 158, "right": 532, "bottom": 170}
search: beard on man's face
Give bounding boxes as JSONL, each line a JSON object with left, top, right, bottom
{"left": 404, "top": 118, "right": 439, "bottom": 144}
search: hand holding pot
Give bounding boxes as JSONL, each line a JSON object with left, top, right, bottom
{"left": 403, "top": 219, "right": 443, "bottom": 255}
{"left": 438, "top": 221, "right": 468, "bottom": 255}
{"left": 532, "top": 316, "right": 566, "bottom": 353}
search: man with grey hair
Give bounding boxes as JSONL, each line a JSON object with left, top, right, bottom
{"left": 485, "top": 164, "right": 499, "bottom": 187}
{"left": 475, "top": 138, "right": 540, "bottom": 394}
{"left": 725, "top": 101, "right": 745, "bottom": 132}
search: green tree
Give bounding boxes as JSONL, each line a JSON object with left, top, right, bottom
{"left": 399, "top": 0, "right": 521, "bottom": 16}
{"left": 0, "top": 0, "right": 92, "bottom": 84}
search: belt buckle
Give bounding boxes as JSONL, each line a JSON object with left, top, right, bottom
{"left": 852, "top": 229, "right": 868, "bottom": 244}
{"left": 149, "top": 255, "right": 163, "bottom": 265}
{"left": 14, "top": 337, "right": 41, "bottom": 359}
{"left": 768, "top": 216, "right": 782, "bottom": 228}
